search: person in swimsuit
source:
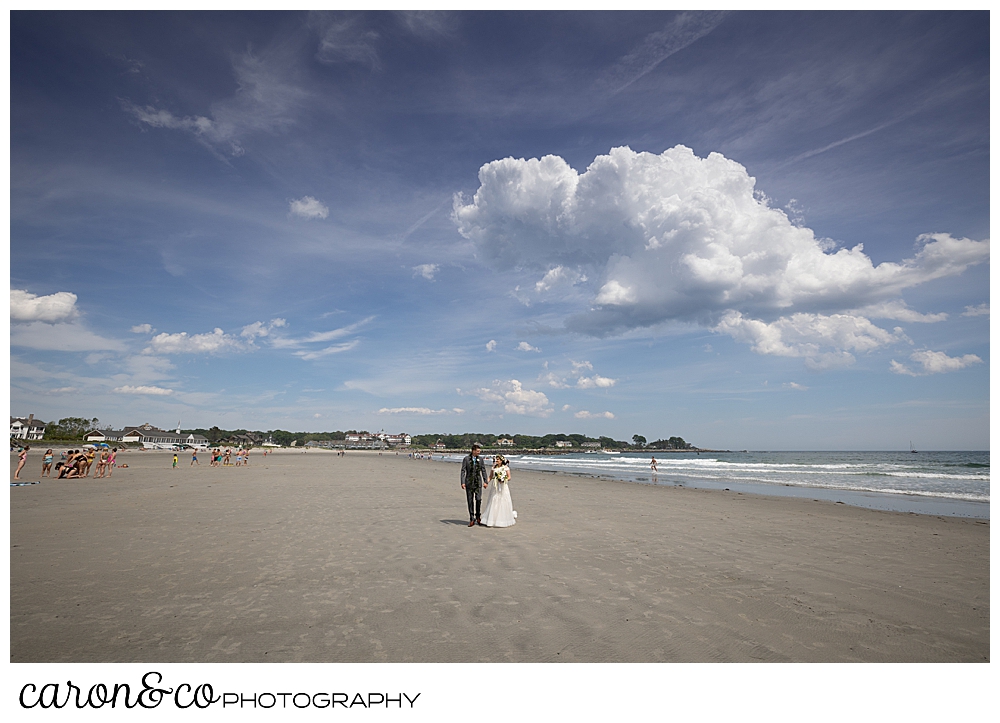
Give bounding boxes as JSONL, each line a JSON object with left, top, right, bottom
{"left": 42, "top": 449, "right": 54, "bottom": 477}
{"left": 14, "top": 446, "right": 29, "bottom": 480}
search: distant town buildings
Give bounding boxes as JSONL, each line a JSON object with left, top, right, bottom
{"left": 497, "top": 438, "right": 515, "bottom": 447}
{"left": 10, "top": 415, "right": 45, "bottom": 441}
{"left": 554, "top": 440, "right": 573, "bottom": 448}
{"left": 344, "top": 432, "right": 411, "bottom": 448}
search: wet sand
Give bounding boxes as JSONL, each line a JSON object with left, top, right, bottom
{"left": 10, "top": 449, "right": 989, "bottom": 662}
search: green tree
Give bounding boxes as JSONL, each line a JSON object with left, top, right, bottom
{"left": 44, "top": 417, "right": 99, "bottom": 440}
{"left": 632, "top": 435, "right": 647, "bottom": 447}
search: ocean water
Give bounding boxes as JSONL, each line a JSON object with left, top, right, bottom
{"left": 442, "top": 450, "right": 990, "bottom": 518}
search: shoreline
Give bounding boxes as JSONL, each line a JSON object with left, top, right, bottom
{"left": 420, "top": 450, "right": 990, "bottom": 520}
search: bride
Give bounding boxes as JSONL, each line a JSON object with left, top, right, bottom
{"left": 481, "top": 455, "right": 516, "bottom": 527}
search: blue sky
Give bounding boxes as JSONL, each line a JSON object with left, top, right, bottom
{"left": 9, "top": 10, "right": 990, "bottom": 449}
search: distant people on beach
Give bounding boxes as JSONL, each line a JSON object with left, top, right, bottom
{"left": 191, "top": 450, "right": 199, "bottom": 466}
{"left": 650, "top": 456, "right": 658, "bottom": 473}
{"left": 42, "top": 449, "right": 53, "bottom": 478}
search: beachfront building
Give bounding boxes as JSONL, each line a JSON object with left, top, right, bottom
{"left": 84, "top": 429, "right": 125, "bottom": 443}
{"left": 10, "top": 415, "right": 46, "bottom": 441}
{"left": 554, "top": 440, "right": 573, "bottom": 448}
{"left": 121, "top": 422, "right": 208, "bottom": 449}
{"left": 497, "top": 438, "right": 515, "bottom": 447}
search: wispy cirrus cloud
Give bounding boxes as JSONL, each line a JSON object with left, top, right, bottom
{"left": 377, "top": 407, "right": 464, "bottom": 415}
{"left": 113, "top": 384, "right": 174, "bottom": 396}
{"left": 11, "top": 322, "right": 127, "bottom": 352}
{"left": 294, "top": 340, "right": 359, "bottom": 360}
{"left": 121, "top": 41, "right": 310, "bottom": 158}
{"left": 597, "top": 11, "right": 728, "bottom": 94}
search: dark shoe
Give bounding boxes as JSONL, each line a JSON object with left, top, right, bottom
{"left": 468, "top": 520, "right": 475, "bottom": 527}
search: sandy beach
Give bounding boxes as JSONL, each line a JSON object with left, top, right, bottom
{"left": 10, "top": 448, "right": 989, "bottom": 663}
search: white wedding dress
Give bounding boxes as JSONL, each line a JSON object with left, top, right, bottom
{"left": 481, "top": 465, "right": 516, "bottom": 527}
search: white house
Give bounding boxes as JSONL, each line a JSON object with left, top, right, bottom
{"left": 10, "top": 415, "right": 45, "bottom": 441}
{"left": 497, "top": 438, "right": 515, "bottom": 447}
{"left": 554, "top": 440, "right": 573, "bottom": 448}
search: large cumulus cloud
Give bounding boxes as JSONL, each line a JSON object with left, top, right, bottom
{"left": 454, "top": 146, "right": 989, "bottom": 368}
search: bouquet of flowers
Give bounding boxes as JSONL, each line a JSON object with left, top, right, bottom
{"left": 493, "top": 466, "right": 509, "bottom": 484}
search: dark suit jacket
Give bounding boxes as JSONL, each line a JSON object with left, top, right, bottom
{"left": 460, "top": 453, "right": 488, "bottom": 489}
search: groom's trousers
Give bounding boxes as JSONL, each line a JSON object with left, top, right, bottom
{"left": 466, "top": 484, "right": 482, "bottom": 520}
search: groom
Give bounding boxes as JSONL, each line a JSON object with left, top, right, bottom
{"left": 460, "top": 443, "right": 489, "bottom": 527}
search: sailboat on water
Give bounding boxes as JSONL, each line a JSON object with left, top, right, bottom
{"left": 910, "top": 441, "right": 918, "bottom": 454}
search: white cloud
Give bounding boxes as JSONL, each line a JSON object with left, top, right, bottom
{"left": 289, "top": 196, "right": 329, "bottom": 219}
{"left": 962, "top": 303, "right": 989, "bottom": 317}
{"left": 574, "top": 410, "right": 616, "bottom": 420}
{"left": 486, "top": 339, "right": 497, "bottom": 352}
{"left": 576, "top": 375, "right": 617, "bottom": 389}
{"left": 860, "top": 300, "right": 947, "bottom": 323}
{"left": 890, "top": 350, "right": 983, "bottom": 376}
{"left": 11, "top": 322, "right": 127, "bottom": 352}
{"left": 539, "top": 371, "right": 569, "bottom": 389}
{"left": 113, "top": 385, "right": 174, "bottom": 396}
{"left": 10, "top": 289, "right": 79, "bottom": 323}
{"left": 377, "top": 407, "right": 464, "bottom": 415}
{"left": 784, "top": 382, "right": 809, "bottom": 391}
{"left": 413, "top": 263, "right": 439, "bottom": 281}
{"left": 130, "top": 323, "right": 154, "bottom": 334}
{"left": 453, "top": 145, "right": 989, "bottom": 365}
{"left": 147, "top": 328, "right": 242, "bottom": 355}
{"left": 540, "top": 360, "right": 617, "bottom": 389}
{"left": 534, "top": 265, "right": 586, "bottom": 293}
{"left": 517, "top": 341, "right": 540, "bottom": 352}
{"left": 716, "top": 311, "right": 907, "bottom": 368}
{"left": 241, "top": 318, "right": 287, "bottom": 340}
{"left": 470, "top": 379, "right": 553, "bottom": 416}
{"left": 48, "top": 387, "right": 79, "bottom": 394}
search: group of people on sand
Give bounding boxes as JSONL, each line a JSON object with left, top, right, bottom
{"left": 206, "top": 447, "right": 252, "bottom": 467}
{"left": 460, "top": 443, "right": 516, "bottom": 528}
{"left": 13, "top": 446, "right": 118, "bottom": 481}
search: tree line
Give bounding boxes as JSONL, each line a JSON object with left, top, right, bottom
{"left": 31, "top": 418, "right": 693, "bottom": 450}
